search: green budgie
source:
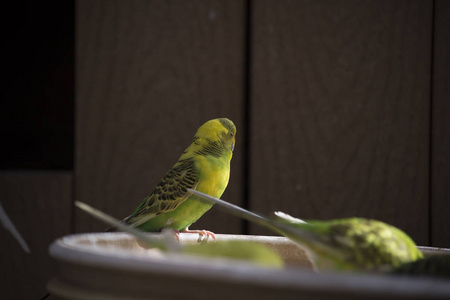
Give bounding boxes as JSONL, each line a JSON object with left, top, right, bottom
{"left": 76, "top": 201, "right": 283, "bottom": 269}
{"left": 109, "top": 118, "right": 236, "bottom": 240}
{"left": 390, "top": 255, "right": 450, "bottom": 279}
{"left": 188, "top": 189, "right": 423, "bottom": 272}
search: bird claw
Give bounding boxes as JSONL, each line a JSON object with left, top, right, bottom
{"left": 181, "top": 229, "right": 216, "bottom": 241}
{"left": 160, "top": 228, "right": 180, "bottom": 241}
{"left": 174, "top": 230, "right": 180, "bottom": 241}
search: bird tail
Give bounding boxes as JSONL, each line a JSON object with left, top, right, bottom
{"left": 105, "top": 225, "right": 117, "bottom": 232}
{"left": 75, "top": 201, "right": 174, "bottom": 251}
{"left": 273, "top": 211, "right": 306, "bottom": 224}
{"left": 105, "top": 215, "right": 132, "bottom": 232}
{"left": 187, "top": 189, "right": 310, "bottom": 240}
{"left": 187, "top": 189, "right": 281, "bottom": 231}
{"left": 0, "top": 202, "right": 31, "bottom": 253}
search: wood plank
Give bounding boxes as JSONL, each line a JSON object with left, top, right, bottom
{"left": 431, "top": 0, "right": 450, "bottom": 248}
{"left": 250, "top": 0, "right": 431, "bottom": 246}
{"left": 76, "top": 0, "right": 245, "bottom": 233}
{"left": 0, "top": 2, "right": 74, "bottom": 170}
{"left": 0, "top": 172, "right": 72, "bottom": 299}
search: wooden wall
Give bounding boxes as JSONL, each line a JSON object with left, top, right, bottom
{"left": 431, "top": 0, "right": 450, "bottom": 249}
{"left": 0, "top": 172, "right": 72, "bottom": 299}
{"left": 75, "top": 0, "right": 245, "bottom": 234}
{"left": 249, "top": 0, "right": 432, "bottom": 246}
{"left": 1, "top": 0, "right": 449, "bottom": 299}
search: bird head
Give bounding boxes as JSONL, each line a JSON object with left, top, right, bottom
{"left": 193, "top": 118, "right": 236, "bottom": 155}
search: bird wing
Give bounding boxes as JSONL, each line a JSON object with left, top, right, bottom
{"left": 125, "top": 159, "right": 199, "bottom": 228}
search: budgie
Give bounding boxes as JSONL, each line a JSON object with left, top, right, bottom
{"left": 390, "top": 254, "right": 450, "bottom": 279}
{"left": 188, "top": 189, "right": 424, "bottom": 272}
{"left": 110, "top": 118, "right": 236, "bottom": 239}
{"left": 76, "top": 201, "right": 283, "bottom": 269}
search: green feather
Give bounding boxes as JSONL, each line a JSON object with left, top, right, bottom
{"left": 76, "top": 201, "right": 283, "bottom": 269}
{"left": 390, "top": 255, "right": 450, "bottom": 278}
{"left": 111, "top": 118, "right": 236, "bottom": 233}
{"left": 189, "top": 190, "right": 423, "bottom": 272}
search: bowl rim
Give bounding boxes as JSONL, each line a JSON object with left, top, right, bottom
{"left": 49, "top": 232, "right": 450, "bottom": 298}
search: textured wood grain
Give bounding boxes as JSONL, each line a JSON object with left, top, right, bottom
{"left": 0, "top": 172, "right": 72, "bottom": 299}
{"left": 76, "top": 0, "right": 245, "bottom": 233}
{"left": 431, "top": 0, "right": 450, "bottom": 248}
{"left": 249, "top": 0, "right": 431, "bottom": 246}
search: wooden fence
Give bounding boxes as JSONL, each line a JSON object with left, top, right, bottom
{"left": 1, "top": 1, "right": 449, "bottom": 298}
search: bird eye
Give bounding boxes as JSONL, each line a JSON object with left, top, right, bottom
{"left": 229, "top": 131, "right": 234, "bottom": 137}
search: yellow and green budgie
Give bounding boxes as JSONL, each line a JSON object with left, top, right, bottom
{"left": 270, "top": 212, "right": 423, "bottom": 272}
{"left": 77, "top": 201, "right": 284, "bottom": 269}
{"left": 112, "top": 118, "right": 236, "bottom": 238}
{"left": 188, "top": 190, "right": 424, "bottom": 272}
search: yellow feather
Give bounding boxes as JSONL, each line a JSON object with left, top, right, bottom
{"left": 115, "top": 118, "right": 236, "bottom": 233}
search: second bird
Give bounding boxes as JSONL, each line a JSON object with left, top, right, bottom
{"left": 113, "top": 118, "right": 236, "bottom": 238}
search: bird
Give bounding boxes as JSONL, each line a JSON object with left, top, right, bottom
{"left": 390, "top": 254, "right": 450, "bottom": 279}
{"left": 271, "top": 212, "right": 424, "bottom": 272}
{"left": 110, "top": 118, "right": 236, "bottom": 239}
{"left": 76, "top": 201, "right": 283, "bottom": 269}
{"left": 188, "top": 189, "right": 424, "bottom": 272}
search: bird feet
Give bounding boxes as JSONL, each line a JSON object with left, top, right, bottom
{"left": 181, "top": 229, "right": 216, "bottom": 241}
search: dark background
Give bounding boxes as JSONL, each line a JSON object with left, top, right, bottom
{"left": 0, "top": 1, "right": 449, "bottom": 298}
{"left": 1, "top": 1, "right": 74, "bottom": 170}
